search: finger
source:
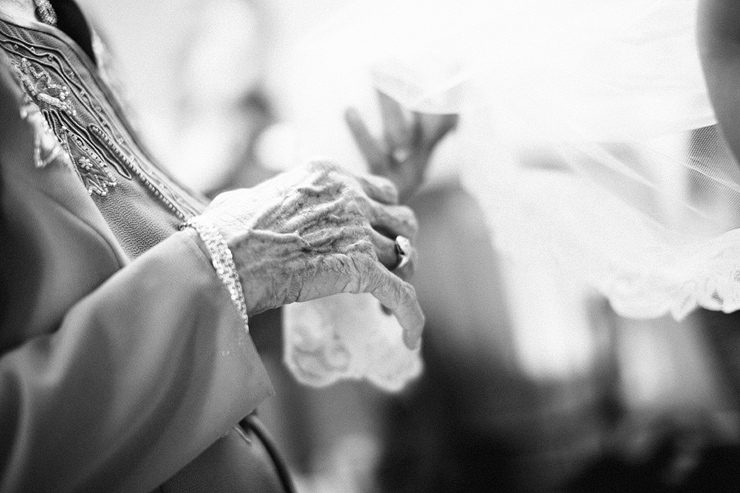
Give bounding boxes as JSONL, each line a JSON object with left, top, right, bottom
{"left": 417, "top": 112, "right": 459, "bottom": 149}
{"left": 345, "top": 107, "right": 390, "bottom": 175}
{"left": 369, "top": 229, "right": 398, "bottom": 268}
{"left": 369, "top": 202, "right": 419, "bottom": 239}
{"left": 283, "top": 199, "right": 364, "bottom": 243}
{"left": 367, "top": 228, "right": 417, "bottom": 280}
{"left": 392, "top": 241, "right": 416, "bottom": 280}
{"left": 364, "top": 261, "right": 425, "bottom": 349}
{"left": 377, "top": 90, "right": 411, "bottom": 151}
{"left": 357, "top": 173, "right": 399, "bottom": 205}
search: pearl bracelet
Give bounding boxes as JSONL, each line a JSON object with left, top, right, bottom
{"left": 182, "top": 216, "right": 249, "bottom": 332}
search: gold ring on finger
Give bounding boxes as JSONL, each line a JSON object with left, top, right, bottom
{"left": 393, "top": 235, "right": 411, "bottom": 271}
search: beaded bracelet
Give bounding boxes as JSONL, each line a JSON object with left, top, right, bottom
{"left": 182, "top": 216, "right": 249, "bottom": 333}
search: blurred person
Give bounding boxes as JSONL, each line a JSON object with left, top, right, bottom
{"left": 346, "top": 102, "right": 740, "bottom": 492}
{"left": 563, "top": 1, "right": 740, "bottom": 489}
{"left": 558, "top": 1, "right": 740, "bottom": 489}
{"left": 333, "top": 1, "right": 740, "bottom": 488}
{"left": 340, "top": 91, "right": 612, "bottom": 491}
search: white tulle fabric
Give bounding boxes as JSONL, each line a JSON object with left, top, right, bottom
{"left": 272, "top": 0, "right": 740, "bottom": 389}
{"left": 277, "top": 0, "right": 740, "bottom": 311}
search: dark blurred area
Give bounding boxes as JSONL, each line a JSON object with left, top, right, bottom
{"left": 249, "top": 181, "right": 740, "bottom": 493}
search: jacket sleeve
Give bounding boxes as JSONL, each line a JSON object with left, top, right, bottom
{"left": 0, "top": 44, "right": 273, "bottom": 493}
{"left": 0, "top": 227, "right": 274, "bottom": 493}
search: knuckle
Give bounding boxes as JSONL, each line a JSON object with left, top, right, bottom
{"left": 401, "top": 281, "right": 418, "bottom": 303}
{"left": 308, "top": 159, "right": 340, "bottom": 174}
{"left": 409, "top": 219, "right": 419, "bottom": 236}
{"left": 349, "top": 238, "right": 376, "bottom": 261}
{"left": 371, "top": 173, "right": 399, "bottom": 195}
{"left": 344, "top": 199, "right": 365, "bottom": 219}
{"left": 383, "top": 182, "right": 400, "bottom": 201}
{"left": 210, "top": 189, "right": 239, "bottom": 208}
{"left": 352, "top": 189, "right": 370, "bottom": 208}
{"left": 402, "top": 208, "right": 420, "bottom": 235}
{"left": 337, "top": 224, "right": 368, "bottom": 246}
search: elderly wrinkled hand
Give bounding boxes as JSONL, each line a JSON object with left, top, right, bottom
{"left": 201, "top": 160, "right": 423, "bottom": 349}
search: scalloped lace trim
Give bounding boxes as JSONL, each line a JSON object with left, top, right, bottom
{"left": 600, "top": 231, "right": 740, "bottom": 320}
{"left": 282, "top": 293, "right": 422, "bottom": 392}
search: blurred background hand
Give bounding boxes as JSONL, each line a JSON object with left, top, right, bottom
{"left": 345, "top": 91, "right": 458, "bottom": 203}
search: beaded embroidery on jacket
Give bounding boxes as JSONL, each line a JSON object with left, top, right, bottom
{"left": 32, "top": 0, "right": 56, "bottom": 26}
{"left": 0, "top": 15, "right": 202, "bottom": 219}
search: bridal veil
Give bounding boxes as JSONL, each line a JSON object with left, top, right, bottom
{"left": 268, "top": 0, "right": 740, "bottom": 389}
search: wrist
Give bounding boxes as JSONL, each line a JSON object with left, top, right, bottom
{"left": 181, "top": 216, "right": 249, "bottom": 332}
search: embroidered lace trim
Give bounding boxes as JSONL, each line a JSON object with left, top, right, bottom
{"left": 283, "top": 293, "right": 422, "bottom": 392}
